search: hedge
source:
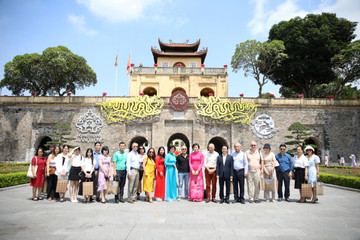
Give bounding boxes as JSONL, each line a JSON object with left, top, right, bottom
{"left": 0, "top": 172, "right": 29, "bottom": 188}
{"left": 319, "top": 164, "right": 359, "bottom": 169}
{"left": 319, "top": 172, "right": 360, "bottom": 189}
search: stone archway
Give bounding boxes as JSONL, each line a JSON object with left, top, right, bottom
{"left": 200, "top": 87, "right": 215, "bottom": 97}
{"left": 172, "top": 87, "right": 186, "bottom": 94}
{"left": 143, "top": 87, "right": 157, "bottom": 96}
{"left": 129, "top": 136, "right": 149, "bottom": 152}
{"left": 35, "top": 136, "right": 52, "bottom": 153}
{"left": 208, "top": 137, "right": 228, "bottom": 155}
{"left": 167, "top": 133, "right": 190, "bottom": 155}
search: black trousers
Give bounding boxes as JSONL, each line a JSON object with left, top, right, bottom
{"left": 115, "top": 170, "right": 127, "bottom": 200}
{"left": 219, "top": 176, "right": 230, "bottom": 200}
{"left": 233, "top": 169, "right": 245, "bottom": 200}
{"left": 277, "top": 170, "right": 290, "bottom": 199}
{"left": 46, "top": 174, "right": 59, "bottom": 199}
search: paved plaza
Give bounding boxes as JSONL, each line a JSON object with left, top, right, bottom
{"left": 0, "top": 181, "right": 359, "bottom": 240}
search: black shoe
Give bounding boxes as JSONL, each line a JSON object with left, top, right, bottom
{"left": 120, "top": 198, "right": 125, "bottom": 203}
{"left": 96, "top": 197, "right": 100, "bottom": 202}
{"left": 115, "top": 200, "right": 119, "bottom": 204}
{"left": 278, "top": 198, "right": 282, "bottom": 202}
{"left": 225, "top": 199, "right": 230, "bottom": 204}
{"left": 254, "top": 200, "right": 260, "bottom": 203}
{"left": 285, "top": 198, "right": 290, "bottom": 202}
{"left": 220, "top": 199, "right": 224, "bottom": 204}
{"left": 240, "top": 199, "right": 245, "bottom": 204}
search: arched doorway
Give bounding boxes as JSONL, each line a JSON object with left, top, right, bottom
{"left": 129, "top": 136, "right": 149, "bottom": 152}
{"left": 200, "top": 88, "right": 215, "bottom": 97}
{"left": 143, "top": 87, "right": 157, "bottom": 96}
{"left": 35, "top": 136, "right": 52, "bottom": 153}
{"left": 173, "top": 62, "right": 185, "bottom": 67}
{"left": 208, "top": 137, "right": 228, "bottom": 155}
{"left": 171, "top": 87, "right": 186, "bottom": 94}
{"left": 167, "top": 133, "right": 190, "bottom": 155}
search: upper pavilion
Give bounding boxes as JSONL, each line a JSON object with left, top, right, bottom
{"left": 129, "top": 39, "right": 227, "bottom": 98}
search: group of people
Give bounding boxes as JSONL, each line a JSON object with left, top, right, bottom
{"left": 29, "top": 140, "right": 321, "bottom": 204}
{"left": 336, "top": 154, "right": 357, "bottom": 167}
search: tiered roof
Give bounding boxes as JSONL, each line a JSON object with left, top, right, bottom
{"left": 151, "top": 39, "right": 207, "bottom": 64}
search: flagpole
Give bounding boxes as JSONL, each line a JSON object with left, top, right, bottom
{"left": 115, "top": 50, "right": 119, "bottom": 96}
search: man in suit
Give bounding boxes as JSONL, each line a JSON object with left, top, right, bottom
{"left": 216, "top": 145, "right": 234, "bottom": 204}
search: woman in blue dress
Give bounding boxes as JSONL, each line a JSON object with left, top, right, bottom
{"left": 304, "top": 146, "right": 320, "bottom": 203}
{"left": 165, "top": 145, "right": 177, "bottom": 201}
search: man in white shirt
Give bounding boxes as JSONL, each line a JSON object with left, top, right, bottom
{"left": 204, "top": 143, "right": 219, "bottom": 203}
{"left": 127, "top": 142, "right": 140, "bottom": 203}
{"left": 232, "top": 143, "right": 248, "bottom": 204}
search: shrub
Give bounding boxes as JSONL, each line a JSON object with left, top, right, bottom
{"left": 0, "top": 172, "right": 29, "bottom": 188}
{"left": 319, "top": 172, "right": 360, "bottom": 189}
{"left": 319, "top": 164, "right": 359, "bottom": 169}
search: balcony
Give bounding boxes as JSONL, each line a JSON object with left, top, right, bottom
{"left": 131, "top": 66, "right": 227, "bottom": 75}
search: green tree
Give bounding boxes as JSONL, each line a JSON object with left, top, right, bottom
{"left": 330, "top": 40, "right": 360, "bottom": 98}
{"left": 268, "top": 13, "right": 357, "bottom": 98}
{"left": 45, "top": 122, "right": 76, "bottom": 148}
{"left": 285, "top": 122, "right": 314, "bottom": 155}
{"left": 231, "top": 40, "right": 287, "bottom": 97}
{"left": 1, "top": 46, "right": 97, "bottom": 96}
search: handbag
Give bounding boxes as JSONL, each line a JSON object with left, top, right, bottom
{"left": 301, "top": 181, "right": 312, "bottom": 198}
{"left": 316, "top": 182, "right": 324, "bottom": 195}
{"left": 27, "top": 157, "right": 38, "bottom": 178}
{"left": 56, "top": 179, "right": 68, "bottom": 193}
{"left": 259, "top": 175, "right": 265, "bottom": 190}
{"left": 83, "top": 181, "right": 94, "bottom": 196}
{"left": 107, "top": 180, "right": 119, "bottom": 195}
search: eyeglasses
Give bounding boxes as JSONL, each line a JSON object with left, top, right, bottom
{"left": 305, "top": 149, "right": 312, "bottom": 152}
{"left": 149, "top": 151, "right": 154, "bottom": 153}
{"left": 181, "top": 149, "right": 187, "bottom": 150}
{"left": 280, "top": 148, "right": 286, "bottom": 150}
{"left": 133, "top": 146, "right": 138, "bottom": 148}
{"left": 251, "top": 145, "right": 257, "bottom": 146}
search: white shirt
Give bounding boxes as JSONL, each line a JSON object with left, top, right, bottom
{"left": 205, "top": 151, "right": 219, "bottom": 168}
{"left": 293, "top": 154, "right": 308, "bottom": 168}
{"left": 81, "top": 157, "right": 94, "bottom": 172}
{"left": 222, "top": 154, "right": 227, "bottom": 165}
{"left": 55, "top": 153, "right": 70, "bottom": 177}
{"left": 70, "top": 154, "right": 82, "bottom": 167}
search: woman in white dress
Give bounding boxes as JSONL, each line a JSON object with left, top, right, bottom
{"left": 305, "top": 146, "right": 320, "bottom": 203}
{"left": 55, "top": 145, "right": 70, "bottom": 202}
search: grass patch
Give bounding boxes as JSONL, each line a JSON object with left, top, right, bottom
{"left": 320, "top": 166, "right": 360, "bottom": 177}
{"left": 0, "top": 164, "right": 29, "bottom": 174}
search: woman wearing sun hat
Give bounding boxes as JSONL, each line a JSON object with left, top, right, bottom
{"left": 261, "top": 143, "right": 277, "bottom": 202}
{"left": 304, "top": 145, "right": 320, "bottom": 203}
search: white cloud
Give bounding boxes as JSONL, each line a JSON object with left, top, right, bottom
{"left": 68, "top": 14, "right": 98, "bottom": 36}
{"left": 248, "top": 0, "right": 308, "bottom": 37}
{"left": 316, "top": 0, "right": 360, "bottom": 39}
{"left": 248, "top": 0, "right": 360, "bottom": 38}
{"left": 77, "top": 0, "right": 160, "bottom": 23}
{"left": 153, "top": 14, "right": 188, "bottom": 27}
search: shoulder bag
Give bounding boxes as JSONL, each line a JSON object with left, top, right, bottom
{"left": 27, "top": 157, "right": 38, "bottom": 178}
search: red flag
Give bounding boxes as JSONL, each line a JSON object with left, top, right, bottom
{"left": 114, "top": 52, "right": 118, "bottom": 67}
{"left": 126, "top": 52, "right": 131, "bottom": 74}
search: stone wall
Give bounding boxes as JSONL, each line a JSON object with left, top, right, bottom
{"left": 0, "top": 96, "right": 359, "bottom": 165}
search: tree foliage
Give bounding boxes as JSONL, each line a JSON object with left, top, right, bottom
{"left": 268, "top": 13, "right": 357, "bottom": 98}
{"left": 45, "top": 122, "right": 75, "bottom": 148}
{"left": 231, "top": 40, "right": 287, "bottom": 97}
{"left": 285, "top": 122, "right": 314, "bottom": 155}
{"left": 1, "top": 46, "right": 97, "bottom": 96}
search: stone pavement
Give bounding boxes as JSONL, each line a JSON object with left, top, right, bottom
{"left": 0, "top": 181, "right": 359, "bottom": 240}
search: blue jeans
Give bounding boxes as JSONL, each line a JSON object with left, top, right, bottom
{"left": 178, "top": 172, "right": 189, "bottom": 198}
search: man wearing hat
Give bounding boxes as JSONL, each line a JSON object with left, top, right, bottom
{"left": 275, "top": 144, "right": 293, "bottom": 202}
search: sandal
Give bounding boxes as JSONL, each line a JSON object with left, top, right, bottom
{"left": 32, "top": 197, "right": 38, "bottom": 201}
{"left": 60, "top": 198, "right": 64, "bottom": 202}
{"left": 38, "top": 197, "right": 43, "bottom": 200}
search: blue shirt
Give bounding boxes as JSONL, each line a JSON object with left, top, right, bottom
{"left": 93, "top": 151, "right": 102, "bottom": 170}
{"left": 275, "top": 153, "right": 293, "bottom": 172}
{"left": 126, "top": 150, "right": 139, "bottom": 174}
{"left": 232, "top": 151, "right": 248, "bottom": 174}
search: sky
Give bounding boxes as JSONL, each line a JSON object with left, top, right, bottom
{"left": 0, "top": 0, "right": 359, "bottom": 97}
